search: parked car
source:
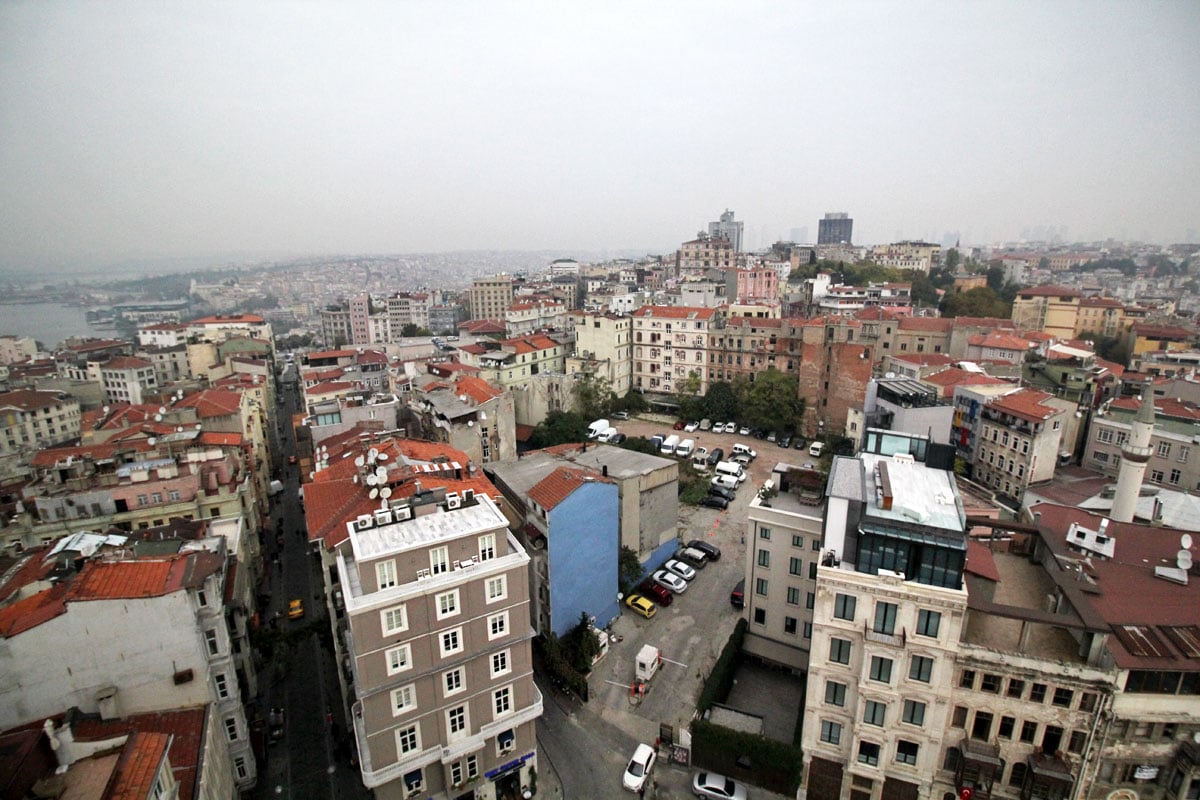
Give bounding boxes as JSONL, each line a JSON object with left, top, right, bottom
{"left": 610, "top": 433, "right": 627, "bottom": 444}
{"left": 738, "top": 425, "right": 751, "bottom": 436}
{"left": 793, "top": 437, "right": 807, "bottom": 450}
{"left": 731, "top": 453, "right": 752, "bottom": 468}
{"left": 684, "top": 420, "right": 700, "bottom": 432}
{"left": 663, "top": 558, "right": 697, "bottom": 581}
{"left": 722, "top": 422, "right": 738, "bottom": 434}
{"left": 706, "top": 447, "right": 724, "bottom": 466}
{"left": 678, "top": 547, "right": 710, "bottom": 569}
{"left": 693, "top": 771, "right": 748, "bottom": 800}
{"left": 730, "top": 578, "right": 745, "bottom": 608}
{"left": 699, "top": 495, "right": 729, "bottom": 510}
{"left": 637, "top": 580, "right": 673, "bottom": 607}
{"left": 673, "top": 420, "right": 686, "bottom": 430}
{"left": 652, "top": 569, "right": 688, "bottom": 594}
{"left": 624, "top": 594, "right": 657, "bottom": 619}
{"left": 612, "top": 411, "right": 630, "bottom": 420}
{"left": 687, "top": 539, "right": 722, "bottom": 561}
{"left": 623, "top": 743, "right": 657, "bottom": 792}
{"left": 711, "top": 474, "right": 738, "bottom": 491}
{"left": 268, "top": 707, "right": 285, "bottom": 743}
{"left": 731, "top": 443, "right": 756, "bottom": 460}
{"left": 778, "top": 434, "right": 793, "bottom": 448}
{"left": 712, "top": 421, "right": 726, "bottom": 434}
{"left": 707, "top": 485, "right": 735, "bottom": 502}
{"left": 699, "top": 419, "right": 712, "bottom": 431}
{"left": 766, "top": 430, "right": 777, "bottom": 442}
{"left": 287, "top": 454, "right": 298, "bottom": 464}
{"left": 288, "top": 599, "right": 304, "bottom": 619}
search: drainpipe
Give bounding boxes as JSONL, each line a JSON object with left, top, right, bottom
{"left": 1075, "top": 689, "right": 1113, "bottom": 800}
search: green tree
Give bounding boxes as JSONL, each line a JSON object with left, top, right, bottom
{"left": 944, "top": 248, "right": 961, "bottom": 272}
{"left": 570, "top": 375, "right": 614, "bottom": 420}
{"left": 1085, "top": 333, "right": 1131, "bottom": 366}
{"left": 529, "top": 411, "right": 589, "bottom": 448}
{"left": 618, "top": 545, "right": 643, "bottom": 593}
{"left": 613, "top": 389, "right": 648, "bottom": 415}
{"left": 676, "top": 371, "right": 704, "bottom": 420}
{"left": 703, "top": 382, "right": 740, "bottom": 421}
{"left": 941, "top": 286, "right": 1010, "bottom": 319}
{"left": 741, "top": 369, "right": 804, "bottom": 432}
{"left": 401, "top": 322, "right": 433, "bottom": 337}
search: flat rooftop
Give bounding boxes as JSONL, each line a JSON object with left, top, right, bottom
{"left": 860, "top": 452, "right": 965, "bottom": 533}
{"left": 348, "top": 497, "right": 508, "bottom": 562}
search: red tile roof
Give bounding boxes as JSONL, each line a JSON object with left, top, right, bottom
{"left": 989, "top": 388, "right": 1061, "bottom": 421}
{"left": 0, "top": 389, "right": 67, "bottom": 411}
{"left": 0, "top": 582, "right": 70, "bottom": 637}
{"left": 921, "top": 368, "right": 1011, "bottom": 397}
{"left": 965, "top": 539, "right": 1002, "bottom": 582}
{"left": 66, "top": 553, "right": 222, "bottom": 602}
{"left": 102, "top": 356, "right": 154, "bottom": 370}
{"left": 306, "top": 348, "right": 358, "bottom": 360}
{"left": 107, "top": 731, "right": 171, "bottom": 800}
{"left": 455, "top": 376, "right": 502, "bottom": 404}
{"left": 888, "top": 353, "right": 955, "bottom": 367}
{"left": 174, "top": 390, "right": 242, "bottom": 418}
{"left": 954, "top": 316, "right": 1017, "bottom": 329}
{"left": 306, "top": 380, "right": 358, "bottom": 395}
{"left": 30, "top": 441, "right": 154, "bottom": 468}
{"left": 198, "top": 431, "right": 244, "bottom": 447}
{"left": 73, "top": 708, "right": 205, "bottom": 800}
{"left": 527, "top": 467, "right": 609, "bottom": 511}
{"left": 896, "top": 317, "right": 954, "bottom": 333}
{"left": 458, "top": 319, "right": 507, "bottom": 334}
{"left": 1131, "top": 323, "right": 1194, "bottom": 340}
{"left": 1030, "top": 502, "right": 1200, "bottom": 669}
{"left": 631, "top": 306, "right": 718, "bottom": 320}
{"left": 967, "top": 332, "right": 1037, "bottom": 351}
{"left": 1109, "top": 396, "right": 1200, "bottom": 421}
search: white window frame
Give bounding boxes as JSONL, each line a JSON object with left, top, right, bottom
{"left": 447, "top": 704, "right": 469, "bottom": 740}
{"left": 493, "top": 685, "right": 513, "bottom": 718}
{"left": 486, "top": 575, "right": 507, "bottom": 603}
{"left": 223, "top": 717, "right": 239, "bottom": 741}
{"left": 478, "top": 533, "right": 496, "bottom": 561}
{"left": 436, "top": 589, "right": 461, "bottom": 620}
{"left": 488, "top": 611, "right": 509, "bottom": 640}
{"left": 376, "top": 559, "right": 397, "bottom": 590}
{"left": 381, "top": 604, "right": 408, "bottom": 636}
{"left": 204, "top": 629, "right": 220, "bottom": 656}
{"left": 396, "top": 724, "right": 420, "bottom": 755}
{"left": 391, "top": 684, "right": 416, "bottom": 716}
{"left": 214, "top": 672, "right": 230, "bottom": 699}
{"left": 491, "top": 649, "right": 511, "bottom": 678}
{"left": 386, "top": 644, "right": 412, "bottom": 676}
{"left": 430, "top": 546, "right": 449, "bottom": 575}
{"left": 440, "top": 627, "right": 464, "bottom": 657}
{"left": 444, "top": 668, "right": 465, "bottom": 697}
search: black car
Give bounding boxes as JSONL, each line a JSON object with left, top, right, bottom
{"left": 699, "top": 495, "right": 728, "bottom": 510}
{"left": 610, "top": 433, "right": 627, "bottom": 444}
{"left": 793, "top": 437, "right": 807, "bottom": 450}
{"left": 707, "top": 485, "right": 735, "bottom": 502}
{"left": 687, "top": 539, "right": 722, "bottom": 562}
{"left": 778, "top": 434, "right": 792, "bottom": 448}
{"left": 706, "top": 447, "right": 725, "bottom": 466}
{"left": 730, "top": 578, "right": 745, "bottom": 609}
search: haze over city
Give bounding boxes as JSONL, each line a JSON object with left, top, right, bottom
{"left": 1, "top": 1, "right": 1198, "bottom": 273}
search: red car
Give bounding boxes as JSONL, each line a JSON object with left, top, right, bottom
{"left": 637, "top": 580, "right": 673, "bottom": 607}
{"left": 673, "top": 420, "right": 686, "bottom": 430}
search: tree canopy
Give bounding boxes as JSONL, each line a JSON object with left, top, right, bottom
{"left": 529, "top": 410, "right": 589, "bottom": 448}
{"left": 941, "top": 286, "right": 1011, "bottom": 319}
{"left": 570, "top": 375, "right": 615, "bottom": 420}
{"left": 741, "top": 369, "right": 804, "bottom": 432}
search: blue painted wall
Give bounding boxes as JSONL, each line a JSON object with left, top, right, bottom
{"left": 547, "top": 481, "right": 620, "bottom": 637}
{"left": 637, "top": 538, "right": 681, "bottom": 583}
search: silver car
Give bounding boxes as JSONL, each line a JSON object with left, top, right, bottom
{"left": 652, "top": 569, "right": 688, "bottom": 594}
{"left": 692, "top": 771, "right": 747, "bottom": 800}
{"left": 663, "top": 558, "right": 696, "bottom": 581}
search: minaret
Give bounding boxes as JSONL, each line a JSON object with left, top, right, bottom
{"left": 1111, "top": 393, "right": 1156, "bottom": 523}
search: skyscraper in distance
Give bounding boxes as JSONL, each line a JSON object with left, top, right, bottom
{"left": 708, "top": 209, "right": 744, "bottom": 253}
{"left": 818, "top": 212, "right": 853, "bottom": 245}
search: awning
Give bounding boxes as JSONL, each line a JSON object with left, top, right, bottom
{"left": 498, "top": 729, "right": 515, "bottom": 748}
{"left": 403, "top": 769, "right": 422, "bottom": 790}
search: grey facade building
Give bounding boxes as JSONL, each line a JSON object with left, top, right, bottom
{"left": 708, "top": 209, "right": 744, "bottom": 253}
{"left": 818, "top": 212, "right": 854, "bottom": 245}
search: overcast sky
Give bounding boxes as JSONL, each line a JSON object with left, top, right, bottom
{"left": 1, "top": 1, "right": 1197, "bottom": 271}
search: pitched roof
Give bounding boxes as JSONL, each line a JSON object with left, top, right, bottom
{"left": 1017, "top": 285, "right": 1081, "bottom": 298}
{"left": 455, "top": 376, "right": 502, "bottom": 404}
{"left": 988, "top": 387, "right": 1062, "bottom": 421}
{"left": 967, "top": 332, "right": 1037, "bottom": 351}
{"left": 174, "top": 389, "right": 242, "bottom": 418}
{"left": 73, "top": 708, "right": 205, "bottom": 800}
{"left": 631, "top": 306, "right": 718, "bottom": 320}
{"left": 107, "top": 731, "right": 172, "bottom": 800}
{"left": 527, "top": 466, "right": 609, "bottom": 511}
{"left": 66, "top": 553, "right": 222, "bottom": 602}
{"left": 0, "top": 389, "right": 67, "bottom": 412}
{"left": 921, "top": 367, "right": 1011, "bottom": 397}
{"left": 896, "top": 317, "right": 954, "bottom": 333}
{"left": 0, "top": 582, "right": 70, "bottom": 637}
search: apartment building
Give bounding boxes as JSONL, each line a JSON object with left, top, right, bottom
{"left": 566, "top": 311, "right": 633, "bottom": 397}
{"left": 0, "top": 388, "right": 82, "bottom": 478}
{"left": 734, "top": 267, "right": 779, "bottom": 303}
{"left": 187, "top": 314, "right": 274, "bottom": 356}
{"left": 707, "top": 317, "right": 793, "bottom": 386}
{"left": 741, "top": 462, "right": 827, "bottom": 671}
{"left": 677, "top": 235, "right": 736, "bottom": 279}
{"left": 470, "top": 275, "right": 515, "bottom": 323}
{"left": 336, "top": 490, "right": 541, "bottom": 800}
{"left": 350, "top": 292, "right": 372, "bottom": 345}
{"left": 505, "top": 298, "right": 567, "bottom": 337}
{"left": 951, "top": 384, "right": 1023, "bottom": 470}
{"left": 631, "top": 306, "right": 723, "bottom": 395}
{"left": 321, "top": 305, "right": 353, "bottom": 347}
{"left": 0, "top": 334, "right": 38, "bottom": 365}
{"left": 971, "top": 388, "right": 1071, "bottom": 506}
{"left": 1084, "top": 395, "right": 1200, "bottom": 493}
{"left": 1075, "top": 296, "right": 1129, "bottom": 339}
{"left": 1011, "top": 287, "right": 1083, "bottom": 339}
{"left": 796, "top": 316, "right": 877, "bottom": 439}
{"left": 455, "top": 335, "right": 567, "bottom": 393}
{"left": 387, "top": 292, "right": 432, "bottom": 334}
{"left": 804, "top": 444, "right": 969, "bottom": 800}
{"left": 0, "top": 544, "right": 257, "bottom": 791}
{"left": 870, "top": 241, "right": 942, "bottom": 274}
{"left": 408, "top": 374, "right": 517, "bottom": 465}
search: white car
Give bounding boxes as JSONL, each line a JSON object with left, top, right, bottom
{"left": 738, "top": 425, "right": 751, "bottom": 436}
{"left": 623, "top": 743, "right": 656, "bottom": 792}
{"left": 711, "top": 474, "right": 739, "bottom": 490}
{"left": 724, "top": 422, "right": 738, "bottom": 434}
{"left": 664, "top": 558, "right": 696, "bottom": 581}
{"left": 653, "top": 569, "right": 688, "bottom": 594}
{"left": 712, "top": 422, "right": 726, "bottom": 434}
{"left": 684, "top": 421, "right": 699, "bottom": 432}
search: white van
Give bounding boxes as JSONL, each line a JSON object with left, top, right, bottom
{"left": 808, "top": 441, "right": 825, "bottom": 458}
{"left": 660, "top": 434, "right": 680, "bottom": 456}
{"left": 676, "top": 438, "right": 695, "bottom": 458}
{"left": 587, "top": 419, "right": 610, "bottom": 439}
{"left": 714, "top": 460, "right": 747, "bottom": 484}
{"left": 711, "top": 474, "right": 739, "bottom": 490}
{"left": 597, "top": 427, "right": 618, "bottom": 443}
{"left": 731, "top": 443, "right": 757, "bottom": 460}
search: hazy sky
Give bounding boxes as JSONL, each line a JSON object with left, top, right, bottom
{"left": 1, "top": 1, "right": 1198, "bottom": 271}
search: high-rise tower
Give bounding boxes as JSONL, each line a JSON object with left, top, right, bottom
{"left": 708, "top": 209, "right": 744, "bottom": 253}
{"left": 818, "top": 212, "right": 853, "bottom": 245}
{"left": 1110, "top": 393, "right": 1156, "bottom": 522}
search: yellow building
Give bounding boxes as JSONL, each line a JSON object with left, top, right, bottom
{"left": 1010, "top": 286, "right": 1081, "bottom": 339}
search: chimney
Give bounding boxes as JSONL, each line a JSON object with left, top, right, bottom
{"left": 602, "top": 464, "right": 608, "bottom": 478}
{"left": 96, "top": 686, "right": 120, "bottom": 721}
{"left": 42, "top": 718, "right": 78, "bottom": 769}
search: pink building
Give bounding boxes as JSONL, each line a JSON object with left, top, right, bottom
{"left": 735, "top": 267, "right": 779, "bottom": 303}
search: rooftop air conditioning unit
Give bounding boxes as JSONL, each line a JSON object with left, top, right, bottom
{"left": 354, "top": 515, "right": 373, "bottom": 531}
{"left": 446, "top": 492, "right": 461, "bottom": 509}
{"left": 462, "top": 489, "right": 475, "bottom": 503}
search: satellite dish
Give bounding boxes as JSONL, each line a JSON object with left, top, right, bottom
{"left": 102, "top": 405, "right": 110, "bottom": 414}
{"left": 368, "top": 448, "right": 379, "bottom": 462}
{"left": 375, "top": 466, "right": 387, "bottom": 479}
{"left": 377, "top": 452, "right": 388, "bottom": 461}
{"left": 1178, "top": 550, "right": 1194, "bottom": 571}
{"left": 154, "top": 414, "right": 162, "bottom": 421}
{"left": 1183, "top": 533, "right": 1194, "bottom": 550}
{"left": 195, "top": 423, "right": 202, "bottom": 430}
{"left": 369, "top": 488, "right": 379, "bottom": 499}
{"left": 366, "top": 474, "right": 378, "bottom": 486}
{"left": 159, "top": 406, "right": 167, "bottom": 414}
{"left": 147, "top": 437, "right": 156, "bottom": 445}
{"left": 354, "top": 455, "right": 365, "bottom": 467}
{"left": 379, "top": 487, "right": 392, "bottom": 499}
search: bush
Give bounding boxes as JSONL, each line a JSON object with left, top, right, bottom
{"left": 677, "top": 461, "right": 710, "bottom": 505}
{"left": 697, "top": 618, "right": 747, "bottom": 713}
